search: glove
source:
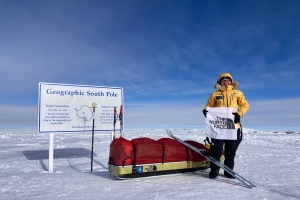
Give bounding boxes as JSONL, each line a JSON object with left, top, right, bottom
{"left": 203, "top": 109, "right": 208, "bottom": 117}
{"left": 232, "top": 113, "right": 240, "bottom": 123}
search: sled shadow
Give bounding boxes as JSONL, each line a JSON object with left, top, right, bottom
{"left": 90, "top": 171, "right": 113, "bottom": 179}
{"left": 66, "top": 158, "right": 109, "bottom": 175}
{"left": 93, "top": 159, "right": 108, "bottom": 170}
{"left": 88, "top": 160, "right": 115, "bottom": 180}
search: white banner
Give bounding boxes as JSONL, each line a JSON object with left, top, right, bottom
{"left": 205, "top": 107, "right": 238, "bottom": 140}
{"left": 38, "top": 82, "right": 124, "bottom": 133}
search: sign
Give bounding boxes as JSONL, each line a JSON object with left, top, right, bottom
{"left": 38, "top": 82, "right": 124, "bottom": 133}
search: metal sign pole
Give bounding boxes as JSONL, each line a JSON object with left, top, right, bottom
{"left": 91, "top": 102, "right": 97, "bottom": 172}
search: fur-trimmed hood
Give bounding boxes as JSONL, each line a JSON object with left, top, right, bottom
{"left": 214, "top": 81, "right": 239, "bottom": 89}
{"left": 214, "top": 72, "right": 239, "bottom": 89}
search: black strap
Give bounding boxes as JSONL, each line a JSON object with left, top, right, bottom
{"left": 122, "top": 157, "right": 134, "bottom": 167}
{"left": 238, "top": 123, "right": 243, "bottom": 141}
{"left": 204, "top": 137, "right": 211, "bottom": 145}
{"left": 108, "top": 157, "right": 115, "bottom": 165}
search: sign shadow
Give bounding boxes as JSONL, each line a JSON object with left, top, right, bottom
{"left": 22, "top": 148, "right": 97, "bottom": 171}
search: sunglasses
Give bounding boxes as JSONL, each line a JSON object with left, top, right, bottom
{"left": 220, "top": 78, "right": 231, "bottom": 82}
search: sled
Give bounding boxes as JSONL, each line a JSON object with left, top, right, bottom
{"left": 108, "top": 137, "right": 224, "bottom": 179}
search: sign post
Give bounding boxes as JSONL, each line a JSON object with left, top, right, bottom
{"left": 49, "top": 133, "right": 54, "bottom": 173}
{"left": 91, "top": 102, "right": 97, "bottom": 172}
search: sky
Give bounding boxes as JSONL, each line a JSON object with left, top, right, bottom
{"left": 1, "top": 129, "right": 300, "bottom": 199}
{"left": 1, "top": 0, "right": 300, "bottom": 130}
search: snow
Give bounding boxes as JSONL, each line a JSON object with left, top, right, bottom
{"left": 1, "top": 128, "right": 300, "bottom": 199}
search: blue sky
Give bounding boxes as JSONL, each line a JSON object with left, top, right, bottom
{"left": 1, "top": 0, "right": 300, "bottom": 130}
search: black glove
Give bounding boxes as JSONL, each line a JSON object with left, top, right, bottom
{"left": 232, "top": 113, "right": 240, "bottom": 123}
{"left": 203, "top": 109, "right": 208, "bottom": 117}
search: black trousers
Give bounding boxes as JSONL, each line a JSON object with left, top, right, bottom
{"left": 210, "top": 129, "right": 242, "bottom": 173}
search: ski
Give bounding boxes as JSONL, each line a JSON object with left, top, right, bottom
{"left": 166, "top": 129, "right": 256, "bottom": 189}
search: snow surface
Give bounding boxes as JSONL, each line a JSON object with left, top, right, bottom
{"left": 1, "top": 129, "right": 300, "bottom": 200}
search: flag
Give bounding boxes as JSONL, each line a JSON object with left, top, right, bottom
{"left": 205, "top": 107, "right": 238, "bottom": 140}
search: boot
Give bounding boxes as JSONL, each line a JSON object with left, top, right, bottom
{"left": 224, "top": 171, "right": 235, "bottom": 179}
{"left": 209, "top": 169, "right": 219, "bottom": 179}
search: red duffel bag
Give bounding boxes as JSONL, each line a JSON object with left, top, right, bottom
{"left": 131, "top": 137, "right": 163, "bottom": 165}
{"left": 157, "top": 138, "right": 187, "bottom": 163}
{"left": 108, "top": 137, "right": 134, "bottom": 166}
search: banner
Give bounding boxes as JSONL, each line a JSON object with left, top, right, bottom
{"left": 205, "top": 107, "right": 238, "bottom": 140}
{"left": 38, "top": 82, "right": 123, "bottom": 133}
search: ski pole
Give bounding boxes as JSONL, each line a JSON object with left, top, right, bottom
{"left": 91, "top": 102, "right": 97, "bottom": 172}
{"left": 113, "top": 107, "right": 117, "bottom": 139}
{"left": 119, "top": 105, "right": 123, "bottom": 137}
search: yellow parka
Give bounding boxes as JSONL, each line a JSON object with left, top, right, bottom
{"left": 204, "top": 73, "right": 249, "bottom": 122}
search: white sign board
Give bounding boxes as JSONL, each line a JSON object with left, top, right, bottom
{"left": 38, "top": 82, "right": 124, "bottom": 133}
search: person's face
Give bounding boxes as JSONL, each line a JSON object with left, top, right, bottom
{"left": 220, "top": 78, "right": 231, "bottom": 86}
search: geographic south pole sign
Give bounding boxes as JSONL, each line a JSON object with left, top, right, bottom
{"left": 38, "top": 82, "right": 124, "bottom": 133}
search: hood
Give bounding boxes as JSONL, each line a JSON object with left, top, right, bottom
{"left": 217, "top": 73, "right": 233, "bottom": 83}
{"left": 214, "top": 72, "right": 239, "bottom": 89}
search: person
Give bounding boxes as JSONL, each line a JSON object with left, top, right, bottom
{"left": 203, "top": 73, "right": 249, "bottom": 179}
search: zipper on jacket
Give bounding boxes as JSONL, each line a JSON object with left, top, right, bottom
{"left": 226, "top": 88, "right": 229, "bottom": 107}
